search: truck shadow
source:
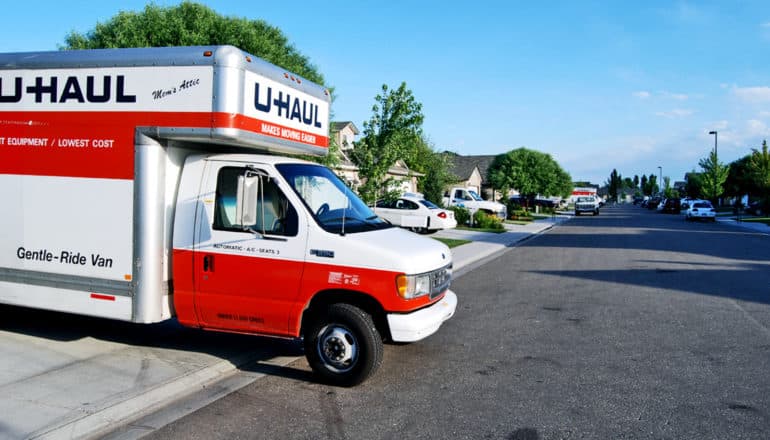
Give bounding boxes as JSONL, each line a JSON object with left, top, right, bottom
{"left": 0, "top": 303, "right": 308, "bottom": 378}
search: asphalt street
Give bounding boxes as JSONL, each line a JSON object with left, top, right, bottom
{"left": 132, "top": 205, "right": 770, "bottom": 440}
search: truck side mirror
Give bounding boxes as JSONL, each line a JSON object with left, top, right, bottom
{"left": 236, "top": 173, "right": 259, "bottom": 228}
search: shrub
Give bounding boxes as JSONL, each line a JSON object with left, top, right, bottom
{"left": 509, "top": 208, "right": 533, "bottom": 220}
{"left": 449, "top": 206, "right": 470, "bottom": 225}
{"left": 473, "top": 210, "right": 504, "bottom": 230}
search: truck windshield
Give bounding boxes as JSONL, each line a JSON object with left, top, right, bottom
{"left": 276, "top": 163, "right": 392, "bottom": 234}
{"left": 468, "top": 190, "right": 483, "bottom": 201}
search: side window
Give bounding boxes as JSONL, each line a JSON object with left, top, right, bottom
{"left": 404, "top": 200, "right": 419, "bottom": 210}
{"left": 454, "top": 190, "right": 463, "bottom": 199}
{"left": 213, "top": 167, "right": 298, "bottom": 237}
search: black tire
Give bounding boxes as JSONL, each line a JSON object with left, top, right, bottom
{"left": 304, "top": 304, "right": 383, "bottom": 387}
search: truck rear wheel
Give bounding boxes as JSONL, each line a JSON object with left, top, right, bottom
{"left": 304, "top": 303, "right": 383, "bottom": 387}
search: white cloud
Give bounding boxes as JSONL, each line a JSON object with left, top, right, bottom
{"left": 762, "top": 22, "right": 770, "bottom": 28}
{"left": 633, "top": 91, "right": 650, "bottom": 99}
{"left": 733, "top": 86, "right": 770, "bottom": 103}
{"left": 655, "top": 109, "right": 694, "bottom": 118}
{"left": 665, "top": 92, "right": 689, "bottom": 101}
{"left": 746, "top": 119, "right": 770, "bottom": 137}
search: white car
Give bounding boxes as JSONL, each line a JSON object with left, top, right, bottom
{"left": 375, "top": 195, "right": 457, "bottom": 234}
{"left": 685, "top": 200, "right": 716, "bottom": 222}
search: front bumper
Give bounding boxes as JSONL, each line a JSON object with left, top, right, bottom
{"left": 387, "top": 290, "right": 457, "bottom": 342}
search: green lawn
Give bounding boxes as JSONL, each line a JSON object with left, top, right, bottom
{"left": 433, "top": 237, "right": 472, "bottom": 248}
{"left": 739, "top": 217, "right": 770, "bottom": 226}
{"left": 455, "top": 226, "right": 506, "bottom": 234}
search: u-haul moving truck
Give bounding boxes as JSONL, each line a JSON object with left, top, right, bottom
{"left": 0, "top": 46, "right": 456, "bottom": 386}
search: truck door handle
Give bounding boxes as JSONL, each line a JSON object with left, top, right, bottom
{"left": 203, "top": 255, "right": 214, "bottom": 272}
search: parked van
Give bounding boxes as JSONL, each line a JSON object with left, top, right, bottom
{"left": 0, "top": 46, "right": 456, "bottom": 386}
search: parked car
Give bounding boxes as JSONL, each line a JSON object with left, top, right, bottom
{"left": 685, "top": 200, "right": 716, "bottom": 222}
{"left": 745, "top": 201, "right": 764, "bottom": 216}
{"left": 574, "top": 196, "right": 600, "bottom": 216}
{"left": 375, "top": 194, "right": 457, "bottom": 234}
{"left": 661, "top": 198, "right": 681, "bottom": 214}
{"left": 680, "top": 197, "right": 695, "bottom": 210}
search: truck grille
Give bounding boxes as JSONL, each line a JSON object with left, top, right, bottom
{"left": 430, "top": 264, "right": 452, "bottom": 299}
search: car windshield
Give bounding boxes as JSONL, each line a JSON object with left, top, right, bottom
{"left": 693, "top": 202, "right": 712, "bottom": 208}
{"left": 419, "top": 199, "right": 440, "bottom": 209}
{"left": 577, "top": 197, "right": 594, "bottom": 202}
{"left": 276, "top": 163, "right": 391, "bottom": 234}
{"left": 468, "top": 190, "right": 483, "bottom": 201}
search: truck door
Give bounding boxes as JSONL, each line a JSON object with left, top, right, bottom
{"left": 192, "top": 162, "right": 307, "bottom": 336}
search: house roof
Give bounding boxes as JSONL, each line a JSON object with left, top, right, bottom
{"left": 331, "top": 121, "right": 360, "bottom": 134}
{"left": 446, "top": 154, "right": 497, "bottom": 183}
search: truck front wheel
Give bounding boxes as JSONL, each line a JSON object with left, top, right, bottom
{"left": 304, "top": 303, "right": 383, "bottom": 387}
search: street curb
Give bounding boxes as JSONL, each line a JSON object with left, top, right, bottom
{"left": 453, "top": 218, "right": 565, "bottom": 279}
{"left": 31, "top": 351, "right": 286, "bottom": 440}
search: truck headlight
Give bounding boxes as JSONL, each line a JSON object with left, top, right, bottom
{"left": 395, "top": 265, "right": 452, "bottom": 300}
{"left": 396, "top": 273, "right": 432, "bottom": 299}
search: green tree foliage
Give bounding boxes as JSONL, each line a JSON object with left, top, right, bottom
{"left": 408, "top": 144, "right": 454, "bottom": 206}
{"left": 640, "top": 175, "right": 648, "bottom": 195}
{"left": 641, "top": 174, "right": 658, "bottom": 195}
{"left": 607, "top": 169, "right": 621, "bottom": 202}
{"left": 487, "top": 147, "right": 572, "bottom": 200}
{"left": 724, "top": 155, "right": 758, "bottom": 198}
{"left": 699, "top": 150, "right": 729, "bottom": 203}
{"left": 746, "top": 140, "right": 770, "bottom": 209}
{"left": 685, "top": 171, "right": 704, "bottom": 199}
{"left": 62, "top": 2, "right": 325, "bottom": 86}
{"left": 352, "top": 82, "right": 424, "bottom": 204}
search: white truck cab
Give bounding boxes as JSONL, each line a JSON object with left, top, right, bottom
{"left": 0, "top": 46, "right": 456, "bottom": 386}
{"left": 443, "top": 187, "right": 507, "bottom": 219}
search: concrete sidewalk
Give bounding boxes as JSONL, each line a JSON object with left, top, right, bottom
{"left": 434, "top": 216, "right": 569, "bottom": 277}
{"left": 716, "top": 216, "right": 770, "bottom": 234}
{"left": 0, "top": 217, "right": 569, "bottom": 440}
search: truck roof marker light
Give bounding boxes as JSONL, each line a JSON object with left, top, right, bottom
{"left": 284, "top": 73, "right": 289, "bottom": 79}
{"left": 203, "top": 51, "right": 213, "bottom": 57}
{"left": 91, "top": 293, "right": 115, "bottom": 301}
{"left": 245, "top": 56, "right": 252, "bottom": 63}
{"left": 124, "top": 274, "right": 132, "bottom": 281}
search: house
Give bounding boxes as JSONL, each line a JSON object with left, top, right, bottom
{"left": 444, "top": 153, "right": 500, "bottom": 200}
{"left": 330, "top": 122, "right": 361, "bottom": 188}
{"left": 330, "top": 121, "right": 422, "bottom": 194}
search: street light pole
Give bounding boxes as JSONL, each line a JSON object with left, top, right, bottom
{"left": 657, "top": 166, "right": 662, "bottom": 195}
{"left": 709, "top": 130, "right": 718, "bottom": 205}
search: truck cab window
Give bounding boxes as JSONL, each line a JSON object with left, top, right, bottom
{"left": 213, "top": 167, "right": 298, "bottom": 237}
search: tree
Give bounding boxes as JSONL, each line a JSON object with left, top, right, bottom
{"left": 698, "top": 150, "right": 729, "bottom": 204}
{"left": 685, "top": 171, "right": 704, "bottom": 199}
{"left": 633, "top": 175, "right": 640, "bottom": 190}
{"left": 640, "top": 175, "right": 648, "bottom": 195}
{"left": 399, "top": 136, "right": 453, "bottom": 205}
{"left": 487, "top": 147, "right": 572, "bottom": 203}
{"left": 62, "top": 2, "right": 326, "bottom": 86}
{"left": 641, "top": 174, "right": 658, "bottom": 196}
{"left": 352, "top": 82, "right": 424, "bottom": 204}
{"left": 607, "top": 169, "right": 621, "bottom": 202}
{"left": 746, "top": 140, "right": 770, "bottom": 210}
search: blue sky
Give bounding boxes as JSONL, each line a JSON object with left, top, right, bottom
{"left": 3, "top": 1, "right": 769, "bottom": 185}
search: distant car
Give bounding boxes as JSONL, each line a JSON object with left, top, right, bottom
{"left": 374, "top": 195, "right": 457, "bottom": 234}
{"left": 685, "top": 200, "right": 716, "bottom": 222}
{"left": 574, "top": 196, "right": 600, "bottom": 216}
{"left": 680, "top": 197, "right": 696, "bottom": 210}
